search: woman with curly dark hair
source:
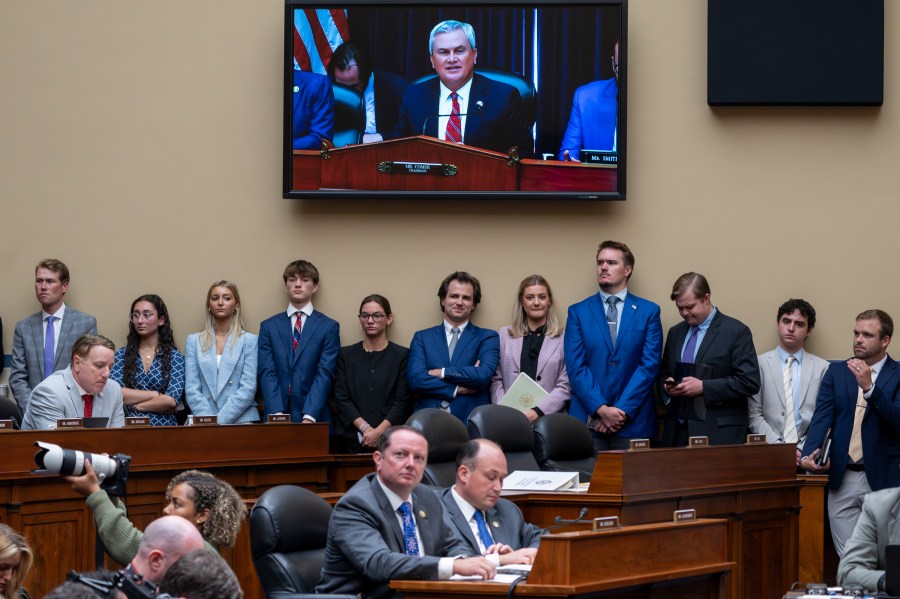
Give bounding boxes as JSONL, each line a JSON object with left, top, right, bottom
{"left": 111, "top": 294, "right": 185, "bottom": 426}
{"left": 65, "top": 463, "right": 246, "bottom": 566}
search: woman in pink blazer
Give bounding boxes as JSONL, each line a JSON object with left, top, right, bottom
{"left": 490, "top": 275, "right": 572, "bottom": 422}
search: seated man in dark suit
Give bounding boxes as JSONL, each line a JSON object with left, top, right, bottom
{"left": 441, "top": 439, "right": 543, "bottom": 565}
{"left": 291, "top": 69, "right": 335, "bottom": 150}
{"left": 317, "top": 426, "right": 495, "bottom": 599}
{"left": 386, "top": 20, "right": 533, "bottom": 157}
{"left": 657, "top": 272, "right": 760, "bottom": 446}
{"left": 328, "top": 41, "right": 406, "bottom": 143}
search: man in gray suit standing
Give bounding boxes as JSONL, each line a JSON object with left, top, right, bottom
{"left": 317, "top": 426, "right": 495, "bottom": 599}
{"left": 441, "top": 439, "right": 543, "bottom": 565}
{"left": 10, "top": 259, "right": 97, "bottom": 411}
{"left": 749, "top": 299, "right": 829, "bottom": 467}
{"left": 22, "top": 334, "right": 124, "bottom": 429}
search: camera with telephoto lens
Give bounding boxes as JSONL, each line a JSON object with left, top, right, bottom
{"left": 67, "top": 567, "right": 175, "bottom": 599}
{"left": 32, "top": 442, "right": 131, "bottom": 497}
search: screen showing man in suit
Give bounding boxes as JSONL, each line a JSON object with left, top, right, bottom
{"left": 658, "top": 272, "right": 760, "bottom": 447}
{"left": 407, "top": 271, "right": 500, "bottom": 422}
{"left": 10, "top": 258, "right": 98, "bottom": 412}
{"left": 559, "top": 40, "right": 619, "bottom": 161}
{"left": 800, "top": 310, "right": 900, "bottom": 556}
{"left": 257, "top": 260, "right": 340, "bottom": 423}
{"left": 565, "top": 241, "right": 662, "bottom": 450}
{"left": 21, "top": 334, "right": 124, "bottom": 430}
{"left": 387, "top": 20, "right": 533, "bottom": 157}
{"left": 317, "top": 426, "right": 496, "bottom": 598}
{"left": 441, "top": 439, "right": 542, "bottom": 565}
{"left": 749, "top": 299, "right": 829, "bottom": 466}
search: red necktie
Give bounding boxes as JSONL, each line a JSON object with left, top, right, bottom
{"left": 445, "top": 92, "right": 462, "bottom": 143}
{"left": 292, "top": 313, "right": 303, "bottom": 352}
{"left": 82, "top": 394, "right": 93, "bottom": 418}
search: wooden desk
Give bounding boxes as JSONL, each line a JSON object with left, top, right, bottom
{"left": 0, "top": 424, "right": 334, "bottom": 599}
{"left": 507, "top": 444, "right": 802, "bottom": 599}
{"left": 393, "top": 519, "right": 734, "bottom": 599}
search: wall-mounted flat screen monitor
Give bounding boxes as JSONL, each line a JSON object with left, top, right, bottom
{"left": 283, "top": 0, "right": 626, "bottom": 200}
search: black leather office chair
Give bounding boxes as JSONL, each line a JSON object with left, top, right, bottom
{"left": 532, "top": 413, "right": 596, "bottom": 482}
{"left": 331, "top": 82, "right": 364, "bottom": 148}
{"left": 410, "top": 67, "right": 537, "bottom": 127}
{"left": 249, "top": 485, "right": 355, "bottom": 599}
{"left": 467, "top": 404, "right": 540, "bottom": 472}
{"left": 406, "top": 408, "right": 469, "bottom": 487}
{"left": 0, "top": 398, "right": 22, "bottom": 428}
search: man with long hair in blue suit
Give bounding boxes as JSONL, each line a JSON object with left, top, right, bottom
{"left": 408, "top": 272, "right": 499, "bottom": 423}
{"left": 258, "top": 260, "right": 340, "bottom": 423}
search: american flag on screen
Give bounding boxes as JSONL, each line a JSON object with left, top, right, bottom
{"left": 293, "top": 8, "right": 350, "bottom": 74}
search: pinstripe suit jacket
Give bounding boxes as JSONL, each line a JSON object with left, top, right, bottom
{"left": 10, "top": 306, "right": 97, "bottom": 411}
{"left": 490, "top": 326, "right": 571, "bottom": 415}
{"left": 184, "top": 331, "right": 259, "bottom": 424}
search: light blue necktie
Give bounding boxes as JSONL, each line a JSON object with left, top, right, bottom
{"left": 473, "top": 510, "right": 494, "bottom": 550}
{"left": 397, "top": 502, "right": 419, "bottom": 556}
{"left": 43, "top": 315, "right": 56, "bottom": 378}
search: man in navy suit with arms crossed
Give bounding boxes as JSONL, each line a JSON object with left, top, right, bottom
{"left": 258, "top": 260, "right": 340, "bottom": 423}
{"left": 801, "top": 309, "right": 900, "bottom": 556}
{"left": 565, "top": 241, "right": 662, "bottom": 450}
{"left": 408, "top": 272, "right": 499, "bottom": 423}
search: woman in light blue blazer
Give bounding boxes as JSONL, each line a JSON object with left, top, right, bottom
{"left": 185, "top": 281, "right": 259, "bottom": 424}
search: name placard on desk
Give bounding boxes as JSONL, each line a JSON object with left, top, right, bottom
{"left": 57, "top": 418, "right": 83, "bottom": 429}
{"left": 126, "top": 417, "right": 150, "bottom": 427}
{"left": 688, "top": 436, "right": 709, "bottom": 447}
{"left": 628, "top": 438, "right": 650, "bottom": 450}
{"left": 673, "top": 509, "right": 696, "bottom": 523}
{"left": 0, "top": 420, "right": 14, "bottom": 431}
{"left": 267, "top": 414, "right": 291, "bottom": 424}
{"left": 190, "top": 415, "right": 218, "bottom": 426}
{"left": 592, "top": 516, "right": 621, "bottom": 531}
{"left": 746, "top": 434, "right": 766, "bottom": 444}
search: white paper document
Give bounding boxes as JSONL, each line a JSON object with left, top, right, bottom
{"left": 499, "top": 372, "right": 548, "bottom": 413}
{"left": 502, "top": 470, "right": 579, "bottom": 491}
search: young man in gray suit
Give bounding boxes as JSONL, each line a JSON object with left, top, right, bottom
{"left": 21, "top": 334, "right": 124, "bottom": 430}
{"left": 441, "top": 439, "right": 543, "bottom": 565}
{"left": 317, "top": 426, "right": 495, "bottom": 599}
{"left": 10, "top": 259, "right": 97, "bottom": 411}
{"left": 749, "top": 299, "right": 829, "bottom": 467}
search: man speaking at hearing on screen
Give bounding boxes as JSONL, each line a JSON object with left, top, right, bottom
{"left": 386, "top": 20, "right": 533, "bottom": 157}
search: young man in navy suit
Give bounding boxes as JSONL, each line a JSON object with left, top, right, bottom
{"left": 407, "top": 271, "right": 499, "bottom": 423}
{"left": 801, "top": 310, "right": 900, "bottom": 556}
{"left": 258, "top": 260, "right": 340, "bottom": 423}
{"left": 565, "top": 241, "right": 662, "bottom": 450}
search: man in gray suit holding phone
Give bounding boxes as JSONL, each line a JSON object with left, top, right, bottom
{"left": 10, "top": 259, "right": 97, "bottom": 412}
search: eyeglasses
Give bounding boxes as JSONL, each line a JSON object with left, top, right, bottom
{"left": 358, "top": 312, "right": 386, "bottom": 322}
{"left": 130, "top": 311, "right": 157, "bottom": 322}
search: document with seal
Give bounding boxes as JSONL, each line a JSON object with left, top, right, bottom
{"left": 499, "top": 372, "right": 548, "bottom": 413}
{"left": 502, "top": 470, "right": 580, "bottom": 492}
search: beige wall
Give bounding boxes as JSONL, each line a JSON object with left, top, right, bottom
{"left": 1, "top": 1, "right": 897, "bottom": 369}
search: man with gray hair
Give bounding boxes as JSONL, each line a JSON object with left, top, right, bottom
{"left": 387, "top": 20, "right": 533, "bottom": 156}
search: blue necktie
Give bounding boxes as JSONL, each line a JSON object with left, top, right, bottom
{"left": 473, "top": 510, "right": 494, "bottom": 550}
{"left": 681, "top": 326, "right": 699, "bottom": 363}
{"left": 397, "top": 502, "right": 419, "bottom": 556}
{"left": 44, "top": 315, "right": 56, "bottom": 378}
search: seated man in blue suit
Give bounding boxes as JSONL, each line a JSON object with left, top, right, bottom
{"left": 565, "top": 241, "right": 662, "bottom": 451}
{"left": 258, "top": 260, "right": 340, "bottom": 423}
{"left": 408, "top": 272, "right": 499, "bottom": 423}
{"left": 292, "top": 69, "right": 334, "bottom": 150}
{"left": 441, "top": 439, "right": 543, "bottom": 565}
{"left": 387, "top": 20, "right": 533, "bottom": 157}
{"left": 558, "top": 41, "right": 619, "bottom": 161}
